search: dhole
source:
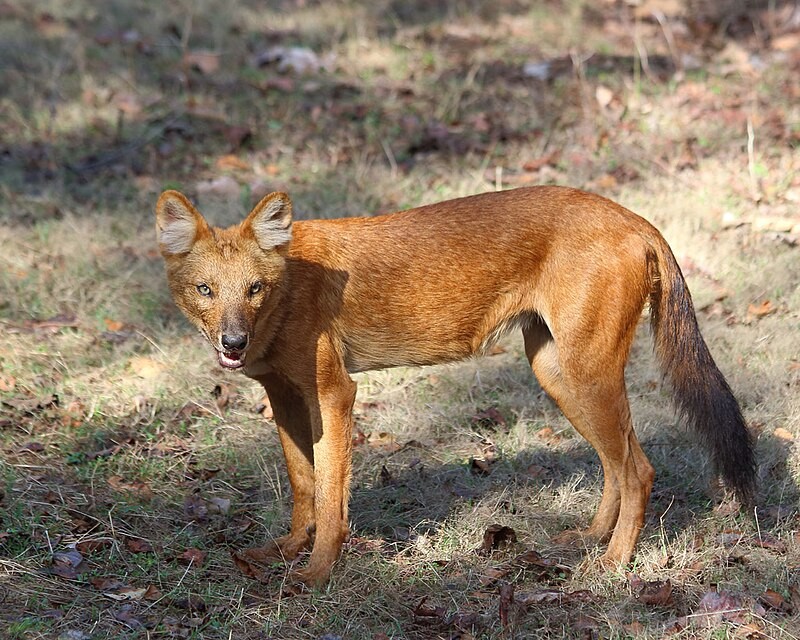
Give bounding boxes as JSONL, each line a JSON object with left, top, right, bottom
{"left": 156, "top": 186, "right": 755, "bottom": 586}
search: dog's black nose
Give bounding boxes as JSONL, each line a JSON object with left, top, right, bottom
{"left": 221, "top": 334, "right": 248, "bottom": 351}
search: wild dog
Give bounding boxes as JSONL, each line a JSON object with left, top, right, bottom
{"left": 155, "top": 186, "right": 755, "bottom": 586}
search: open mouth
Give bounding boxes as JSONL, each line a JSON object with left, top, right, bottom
{"left": 217, "top": 350, "right": 246, "bottom": 370}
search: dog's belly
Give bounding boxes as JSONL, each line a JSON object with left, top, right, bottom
{"left": 341, "top": 311, "right": 535, "bottom": 373}
{"left": 343, "top": 332, "right": 473, "bottom": 373}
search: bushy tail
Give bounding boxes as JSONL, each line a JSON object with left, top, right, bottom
{"left": 648, "top": 237, "right": 756, "bottom": 505}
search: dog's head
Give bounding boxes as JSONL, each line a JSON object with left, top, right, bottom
{"left": 155, "top": 190, "right": 292, "bottom": 370}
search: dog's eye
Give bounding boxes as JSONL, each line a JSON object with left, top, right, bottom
{"left": 196, "top": 283, "right": 212, "bottom": 297}
{"left": 249, "top": 282, "right": 263, "bottom": 296}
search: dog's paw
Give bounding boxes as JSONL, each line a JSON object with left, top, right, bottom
{"left": 289, "top": 564, "right": 331, "bottom": 589}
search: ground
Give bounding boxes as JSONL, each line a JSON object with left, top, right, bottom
{"left": 0, "top": 1, "right": 799, "bottom": 638}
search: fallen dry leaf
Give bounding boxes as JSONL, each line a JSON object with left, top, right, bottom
{"left": 91, "top": 576, "right": 125, "bottom": 590}
{"left": 789, "top": 584, "right": 800, "bottom": 612}
{"left": 471, "top": 406, "right": 506, "bottom": 429}
{"left": 125, "top": 538, "right": 153, "bottom": 554}
{"left": 716, "top": 531, "right": 745, "bottom": 547}
{"left": 479, "top": 524, "right": 517, "bottom": 555}
{"left": 773, "top": 427, "right": 794, "bottom": 442}
{"left": 482, "top": 548, "right": 571, "bottom": 585}
{"left": 412, "top": 596, "right": 447, "bottom": 621}
{"left": 104, "top": 586, "right": 148, "bottom": 601}
{"left": 86, "top": 444, "right": 122, "bottom": 461}
{"left": 522, "top": 150, "right": 560, "bottom": 172}
{"left": 103, "top": 318, "right": 124, "bottom": 332}
{"left": 216, "top": 154, "right": 250, "bottom": 171}
{"left": 664, "top": 615, "right": 688, "bottom": 634}
{"left": 208, "top": 496, "right": 231, "bottom": 515}
{"left": 483, "top": 561, "right": 513, "bottom": 582}
{"left": 514, "top": 549, "right": 572, "bottom": 580}
{"left": 516, "top": 588, "right": 563, "bottom": 606}
{"left": 212, "top": 382, "right": 237, "bottom": 411}
{"left": 752, "top": 532, "right": 786, "bottom": 553}
{"left": 771, "top": 31, "right": 800, "bottom": 51}
{"left": 112, "top": 604, "right": 145, "bottom": 630}
{"left": 108, "top": 475, "right": 153, "bottom": 500}
{"left": 60, "top": 400, "right": 85, "bottom": 428}
{"left": 3, "top": 393, "right": 59, "bottom": 414}
{"left": 367, "top": 431, "right": 402, "bottom": 453}
{"left": 734, "top": 622, "right": 768, "bottom": 639}
{"left": 747, "top": 300, "right": 776, "bottom": 319}
{"left": 177, "top": 547, "right": 207, "bottom": 567}
{"left": 0, "top": 375, "right": 16, "bottom": 391}
{"left": 281, "top": 582, "right": 308, "bottom": 597}
{"left": 525, "top": 464, "right": 547, "bottom": 478}
{"left": 516, "top": 588, "right": 594, "bottom": 608}
{"left": 35, "top": 12, "right": 71, "bottom": 38}
{"left": 173, "top": 594, "right": 207, "bottom": 612}
{"left": 69, "top": 515, "right": 96, "bottom": 534}
{"left": 536, "top": 426, "right": 563, "bottom": 443}
{"left": 574, "top": 614, "right": 600, "bottom": 634}
{"left": 195, "top": 467, "right": 221, "bottom": 481}
{"left": 752, "top": 216, "right": 797, "bottom": 233}
{"left": 143, "top": 584, "right": 162, "bottom": 601}
{"left": 184, "top": 492, "right": 209, "bottom": 522}
{"left": 629, "top": 574, "right": 673, "bottom": 606}
{"left": 499, "top": 583, "right": 514, "bottom": 627}
{"left": 624, "top": 621, "right": 645, "bottom": 635}
{"left": 76, "top": 539, "right": 111, "bottom": 554}
{"left": 231, "top": 550, "right": 271, "bottom": 582}
{"left": 587, "top": 173, "right": 618, "bottom": 191}
{"left": 759, "top": 588, "right": 791, "bottom": 613}
{"left": 694, "top": 589, "right": 754, "bottom": 626}
{"left": 50, "top": 550, "right": 85, "bottom": 579}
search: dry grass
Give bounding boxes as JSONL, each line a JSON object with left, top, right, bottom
{"left": 1, "top": 0, "right": 799, "bottom": 638}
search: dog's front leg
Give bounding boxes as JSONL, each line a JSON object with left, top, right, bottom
{"left": 237, "top": 373, "right": 316, "bottom": 566}
{"left": 293, "top": 351, "right": 356, "bottom": 587}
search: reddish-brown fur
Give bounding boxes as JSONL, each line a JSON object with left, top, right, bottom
{"left": 156, "top": 186, "right": 755, "bottom": 586}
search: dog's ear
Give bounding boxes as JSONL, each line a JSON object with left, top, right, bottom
{"left": 245, "top": 192, "right": 293, "bottom": 251}
{"left": 155, "top": 191, "right": 209, "bottom": 255}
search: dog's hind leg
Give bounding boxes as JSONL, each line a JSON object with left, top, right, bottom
{"left": 524, "top": 321, "right": 622, "bottom": 543}
{"left": 524, "top": 307, "right": 654, "bottom": 566}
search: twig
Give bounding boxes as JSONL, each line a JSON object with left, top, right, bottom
{"left": 380, "top": 138, "right": 398, "bottom": 178}
{"left": 747, "top": 116, "right": 762, "bottom": 202}
{"left": 652, "top": 10, "right": 681, "bottom": 74}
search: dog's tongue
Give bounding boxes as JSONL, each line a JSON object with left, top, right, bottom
{"left": 218, "top": 351, "right": 245, "bottom": 369}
